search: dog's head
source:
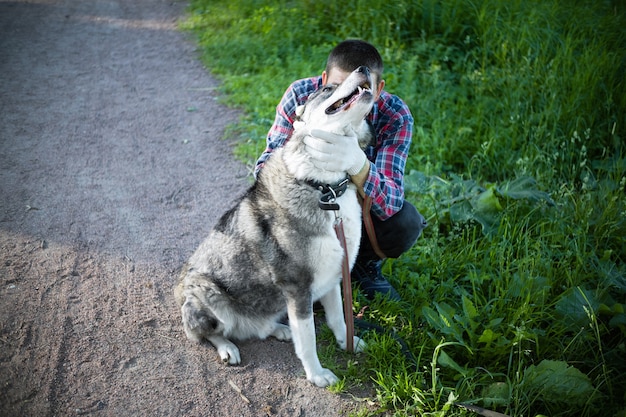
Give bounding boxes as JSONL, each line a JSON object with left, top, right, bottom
{"left": 294, "top": 66, "right": 375, "bottom": 137}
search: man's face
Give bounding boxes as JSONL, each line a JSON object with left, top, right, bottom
{"left": 323, "top": 67, "right": 384, "bottom": 101}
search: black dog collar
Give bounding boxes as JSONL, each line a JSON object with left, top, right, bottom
{"left": 305, "top": 177, "right": 350, "bottom": 210}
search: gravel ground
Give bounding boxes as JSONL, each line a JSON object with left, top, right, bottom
{"left": 0, "top": 1, "right": 373, "bottom": 415}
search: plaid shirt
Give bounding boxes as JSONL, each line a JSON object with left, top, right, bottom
{"left": 254, "top": 76, "right": 413, "bottom": 220}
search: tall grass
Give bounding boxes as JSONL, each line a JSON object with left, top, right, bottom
{"left": 183, "top": 0, "right": 626, "bottom": 415}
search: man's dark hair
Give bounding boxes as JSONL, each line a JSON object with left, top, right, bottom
{"left": 325, "top": 39, "right": 384, "bottom": 80}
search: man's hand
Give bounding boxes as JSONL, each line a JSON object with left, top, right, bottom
{"left": 303, "top": 129, "right": 368, "bottom": 175}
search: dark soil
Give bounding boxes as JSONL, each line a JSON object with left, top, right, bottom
{"left": 0, "top": 1, "right": 372, "bottom": 415}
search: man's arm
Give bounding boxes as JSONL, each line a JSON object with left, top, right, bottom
{"left": 349, "top": 160, "right": 370, "bottom": 198}
{"left": 361, "top": 94, "right": 413, "bottom": 220}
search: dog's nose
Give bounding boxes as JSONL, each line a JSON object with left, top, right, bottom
{"left": 356, "top": 66, "right": 370, "bottom": 76}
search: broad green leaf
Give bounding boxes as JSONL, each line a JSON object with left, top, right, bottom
{"left": 521, "top": 360, "right": 595, "bottom": 407}
{"left": 482, "top": 382, "right": 510, "bottom": 407}
{"left": 474, "top": 187, "right": 503, "bottom": 212}
{"left": 461, "top": 295, "right": 478, "bottom": 320}
{"left": 478, "top": 328, "right": 499, "bottom": 345}
{"left": 496, "top": 176, "right": 555, "bottom": 205}
{"left": 554, "top": 287, "right": 599, "bottom": 330}
{"left": 448, "top": 200, "right": 475, "bottom": 223}
{"left": 437, "top": 349, "right": 467, "bottom": 377}
{"left": 423, "top": 304, "right": 466, "bottom": 343}
{"left": 507, "top": 273, "right": 551, "bottom": 301}
{"left": 609, "top": 313, "right": 626, "bottom": 334}
{"left": 404, "top": 170, "right": 431, "bottom": 194}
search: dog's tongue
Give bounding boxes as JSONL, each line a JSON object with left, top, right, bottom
{"left": 326, "top": 86, "right": 366, "bottom": 115}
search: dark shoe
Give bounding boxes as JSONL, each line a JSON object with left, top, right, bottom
{"left": 352, "top": 259, "right": 401, "bottom": 301}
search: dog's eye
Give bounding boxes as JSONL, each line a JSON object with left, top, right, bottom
{"left": 322, "top": 86, "right": 333, "bottom": 92}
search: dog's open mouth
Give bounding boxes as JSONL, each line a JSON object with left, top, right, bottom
{"left": 325, "top": 82, "right": 372, "bottom": 115}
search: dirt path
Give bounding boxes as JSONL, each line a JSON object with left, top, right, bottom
{"left": 0, "top": 1, "right": 366, "bottom": 415}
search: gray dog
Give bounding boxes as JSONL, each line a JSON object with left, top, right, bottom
{"left": 175, "top": 67, "right": 375, "bottom": 387}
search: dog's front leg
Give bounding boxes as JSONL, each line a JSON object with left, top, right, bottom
{"left": 286, "top": 296, "right": 338, "bottom": 387}
{"left": 320, "top": 284, "right": 365, "bottom": 352}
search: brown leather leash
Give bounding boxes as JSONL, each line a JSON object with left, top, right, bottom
{"left": 313, "top": 179, "right": 385, "bottom": 353}
{"left": 328, "top": 194, "right": 419, "bottom": 366}
{"left": 333, "top": 216, "right": 355, "bottom": 352}
{"left": 310, "top": 177, "right": 356, "bottom": 352}
{"left": 332, "top": 196, "right": 386, "bottom": 353}
{"left": 361, "top": 195, "right": 387, "bottom": 260}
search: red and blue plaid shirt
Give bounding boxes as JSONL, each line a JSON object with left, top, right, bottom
{"left": 254, "top": 76, "right": 413, "bottom": 221}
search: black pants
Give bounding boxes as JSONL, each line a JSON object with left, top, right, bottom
{"left": 358, "top": 200, "right": 427, "bottom": 261}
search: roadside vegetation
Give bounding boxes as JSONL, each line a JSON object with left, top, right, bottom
{"left": 182, "top": 1, "right": 625, "bottom": 415}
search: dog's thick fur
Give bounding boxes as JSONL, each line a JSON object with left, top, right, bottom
{"left": 174, "top": 66, "right": 376, "bottom": 387}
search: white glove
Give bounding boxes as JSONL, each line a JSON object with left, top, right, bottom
{"left": 303, "top": 129, "right": 368, "bottom": 175}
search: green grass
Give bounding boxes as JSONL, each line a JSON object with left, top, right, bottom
{"left": 182, "top": 0, "right": 626, "bottom": 415}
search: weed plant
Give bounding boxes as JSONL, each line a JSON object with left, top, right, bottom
{"left": 183, "top": 0, "right": 626, "bottom": 415}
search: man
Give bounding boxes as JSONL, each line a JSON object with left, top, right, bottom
{"left": 255, "top": 40, "right": 427, "bottom": 301}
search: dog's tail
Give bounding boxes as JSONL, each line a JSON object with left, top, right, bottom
{"left": 175, "top": 265, "right": 220, "bottom": 343}
{"left": 180, "top": 294, "right": 219, "bottom": 343}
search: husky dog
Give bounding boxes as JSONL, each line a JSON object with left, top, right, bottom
{"left": 175, "top": 66, "right": 375, "bottom": 387}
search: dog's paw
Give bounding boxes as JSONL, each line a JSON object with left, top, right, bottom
{"left": 217, "top": 343, "right": 241, "bottom": 365}
{"left": 271, "top": 323, "right": 292, "bottom": 341}
{"left": 308, "top": 368, "right": 339, "bottom": 387}
{"left": 209, "top": 336, "right": 241, "bottom": 365}
{"left": 337, "top": 336, "right": 366, "bottom": 353}
{"left": 354, "top": 336, "right": 366, "bottom": 353}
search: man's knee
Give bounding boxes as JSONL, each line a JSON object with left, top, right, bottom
{"left": 400, "top": 201, "right": 427, "bottom": 242}
{"left": 368, "top": 201, "right": 427, "bottom": 259}
{"left": 388, "top": 201, "right": 427, "bottom": 255}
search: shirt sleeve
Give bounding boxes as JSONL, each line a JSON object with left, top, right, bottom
{"left": 363, "top": 94, "right": 413, "bottom": 221}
